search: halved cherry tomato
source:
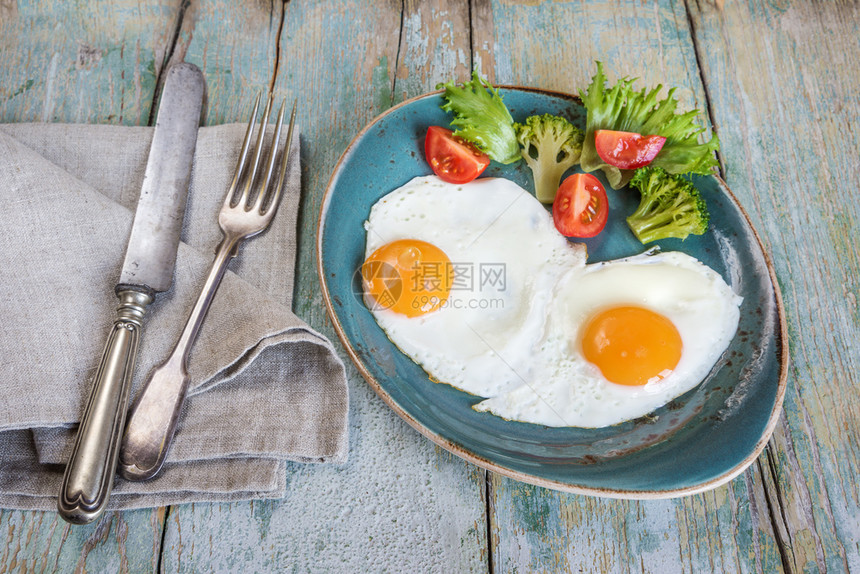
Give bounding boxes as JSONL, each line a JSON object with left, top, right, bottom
{"left": 425, "top": 126, "right": 490, "bottom": 184}
{"left": 553, "top": 173, "right": 609, "bottom": 238}
{"left": 594, "top": 130, "right": 666, "bottom": 170}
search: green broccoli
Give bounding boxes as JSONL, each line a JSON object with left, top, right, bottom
{"left": 514, "top": 114, "right": 585, "bottom": 203}
{"left": 437, "top": 72, "right": 520, "bottom": 164}
{"left": 626, "top": 166, "right": 709, "bottom": 244}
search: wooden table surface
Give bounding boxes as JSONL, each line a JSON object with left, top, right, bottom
{"left": 2, "top": 0, "right": 858, "bottom": 572}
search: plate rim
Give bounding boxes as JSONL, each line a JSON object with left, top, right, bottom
{"left": 316, "top": 86, "right": 789, "bottom": 499}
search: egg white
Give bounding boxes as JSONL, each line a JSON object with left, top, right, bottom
{"left": 364, "top": 175, "right": 742, "bottom": 427}
{"left": 364, "top": 175, "right": 586, "bottom": 398}
{"left": 473, "top": 250, "right": 743, "bottom": 427}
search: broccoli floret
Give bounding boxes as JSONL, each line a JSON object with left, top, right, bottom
{"left": 626, "top": 166, "right": 709, "bottom": 244}
{"left": 437, "top": 72, "right": 520, "bottom": 164}
{"left": 513, "top": 114, "right": 584, "bottom": 203}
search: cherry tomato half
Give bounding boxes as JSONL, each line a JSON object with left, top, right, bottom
{"left": 594, "top": 129, "right": 666, "bottom": 170}
{"left": 553, "top": 173, "right": 609, "bottom": 238}
{"left": 425, "top": 126, "right": 491, "bottom": 184}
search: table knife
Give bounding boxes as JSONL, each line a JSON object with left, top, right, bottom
{"left": 58, "top": 62, "right": 205, "bottom": 525}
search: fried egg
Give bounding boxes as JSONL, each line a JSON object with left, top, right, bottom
{"left": 362, "top": 175, "right": 742, "bottom": 427}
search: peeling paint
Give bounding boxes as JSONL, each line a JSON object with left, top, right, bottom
{"left": 41, "top": 52, "right": 59, "bottom": 122}
{"left": 75, "top": 43, "right": 103, "bottom": 70}
{"left": 0, "top": 0, "right": 16, "bottom": 21}
{"left": 3, "top": 78, "right": 34, "bottom": 100}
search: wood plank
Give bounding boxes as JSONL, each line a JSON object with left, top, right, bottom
{"left": 471, "top": 0, "right": 496, "bottom": 80}
{"left": 0, "top": 0, "right": 180, "bottom": 125}
{"left": 485, "top": 1, "right": 784, "bottom": 571}
{"left": 0, "top": 0, "right": 175, "bottom": 570}
{"left": 164, "top": 0, "right": 282, "bottom": 125}
{"left": 0, "top": 509, "right": 165, "bottom": 573}
{"left": 394, "top": 0, "right": 472, "bottom": 101}
{"left": 159, "top": 1, "right": 488, "bottom": 570}
{"left": 491, "top": 465, "right": 783, "bottom": 573}
{"left": 490, "top": 0, "right": 707, "bottom": 110}
{"left": 687, "top": 0, "right": 860, "bottom": 571}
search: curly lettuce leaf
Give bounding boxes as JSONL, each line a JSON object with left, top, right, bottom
{"left": 579, "top": 62, "right": 720, "bottom": 189}
{"left": 437, "top": 72, "right": 520, "bottom": 164}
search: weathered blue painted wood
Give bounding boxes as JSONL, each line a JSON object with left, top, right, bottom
{"left": 0, "top": 0, "right": 177, "bottom": 571}
{"left": 486, "top": 1, "right": 785, "bottom": 571}
{"left": 0, "top": 509, "right": 164, "bottom": 573}
{"left": 2, "top": 0, "right": 858, "bottom": 571}
{"left": 0, "top": 0, "right": 179, "bottom": 125}
{"left": 159, "top": 1, "right": 488, "bottom": 570}
{"left": 688, "top": 0, "right": 860, "bottom": 571}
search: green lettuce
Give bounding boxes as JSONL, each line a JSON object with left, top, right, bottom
{"left": 437, "top": 72, "right": 520, "bottom": 164}
{"left": 579, "top": 62, "right": 720, "bottom": 189}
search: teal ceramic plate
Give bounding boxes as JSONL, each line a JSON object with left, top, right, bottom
{"left": 317, "top": 88, "right": 787, "bottom": 498}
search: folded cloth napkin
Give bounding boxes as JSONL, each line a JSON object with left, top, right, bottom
{"left": 0, "top": 122, "right": 349, "bottom": 511}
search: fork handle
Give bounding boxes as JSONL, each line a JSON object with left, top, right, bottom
{"left": 119, "top": 236, "right": 240, "bottom": 481}
{"left": 58, "top": 288, "right": 153, "bottom": 524}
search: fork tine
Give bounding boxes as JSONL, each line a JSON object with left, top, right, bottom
{"left": 239, "top": 94, "right": 273, "bottom": 209}
{"left": 253, "top": 99, "right": 287, "bottom": 214}
{"left": 263, "top": 99, "right": 298, "bottom": 216}
{"left": 225, "top": 93, "right": 262, "bottom": 208}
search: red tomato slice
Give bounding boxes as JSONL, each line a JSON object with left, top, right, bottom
{"left": 594, "top": 130, "right": 666, "bottom": 170}
{"left": 553, "top": 173, "right": 609, "bottom": 238}
{"left": 425, "top": 126, "right": 490, "bottom": 184}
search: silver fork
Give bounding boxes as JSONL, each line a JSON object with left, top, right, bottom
{"left": 118, "top": 94, "right": 297, "bottom": 481}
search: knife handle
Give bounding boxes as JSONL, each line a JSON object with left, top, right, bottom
{"left": 58, "top": 288, "right": 152, "bottom": 525}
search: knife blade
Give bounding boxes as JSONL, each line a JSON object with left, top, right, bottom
{"left": 58, "top": 62, "right": 205, "bottom": 525}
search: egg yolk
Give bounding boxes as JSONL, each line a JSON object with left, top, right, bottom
{"left": 362, "top": 239, "right": 453, "bottom": 317}
{"left": 580, "top": 306, "right": 682, "bottom": 386}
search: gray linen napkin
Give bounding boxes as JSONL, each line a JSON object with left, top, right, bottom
{"left": 0, "top": 122, "right": 349, "bottom": 511}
